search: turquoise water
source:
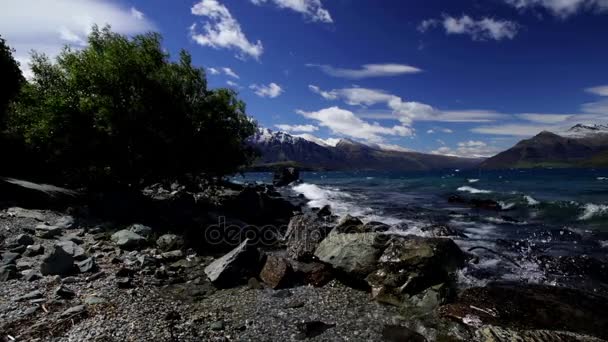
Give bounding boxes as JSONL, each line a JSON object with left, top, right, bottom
{"left": 236, "top": 169, "right": 608, "bottom": 290}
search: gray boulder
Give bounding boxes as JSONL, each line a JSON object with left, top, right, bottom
{"left": 24, "top": 244, "right": 44, "bottom": 257}
{"left": 40, "top": 245, "right": 75, "bottom": 276}
{"left": 284, "top": 215, "right": 333, "bottom": 261}
{"left": 35, "top": 224, "right": 63, "bottom": 238}
{"left": 55, "top": 240, "right": 86, "bottom": 260}
{"left": 15, "top": 234, "right": 35, "bottom": 246}
{"left": 0, "top": 264, "right": 19, "bottom": 281}
{"left": 111, "top": 229, "right": 146, "bottom": 250}
{"left": 204, "top": 239, "right": 262, "bottom": 288}
{"left": 314, "top": 232, "right": 387, "bottom": 278}
{"left": 76, "top": 258, "right": 97, "bottom": 273}
{"left": 128, "top": 224, "right": 153, "bottom": 238}
{"left": 156, "top": 234, "right": 184, "bottom": 252}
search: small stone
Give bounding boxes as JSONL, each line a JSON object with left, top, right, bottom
{"left": 128, "top": 224, "right": 153, "bottom": 237}
{"left": 35, "top": 224, "right": 63, "bottom": 238}
{"left": 54, "top": 285, "right": 76, "bottom": 299}
{"left": 247, "top": 277, "right": 263, "bottom": 290}
{"left": 0, "top": 264, "right": 19, "bottom": 281}
{"left": 61, "top": 276, "right": 79, "bottom": 284}
{"left": 111, "top": 230, "right": 146, "bottom": 250}
{"left": 22, "top": 306, "right": 39, "bottom": 316}
{"left": 15, "top": 290, "right": 43, "bottom": 301}
{"left": 76, "top": 257, "right": 97, "bottom": 273}
{"left": 295, "top": 321, "right": 335, "bottom": 340}
{"left": 84, "top": 296, "right": 107, "bottom": 305}
{"left": 40, "top": 245, "right": 75, "bottom": 276}
{"left": 86, "top": 271, "right": 105, "bottom": 282}
{"left": 156, "top": 234, "right": 184, "bottom": 252}
{"left": 116, "top": 277, "right": 133, "bottom": 289}
{"left": 16, "top": 260, "right": 34, "bottom": 270}
{"left": 60, "top": 304, "right": 86, "bottom": 318}
{"left": 55, "top": 240, "right": 86, "bottom": 260}
{"left": 161, "top": 250, "right": 184, "bottom": 262}
{"left": 15, "top": 234, "right": 35, "bottom": 246}
{"left": 1, "top": 252, "right": 21, "bottom": 265}
{"left": 24, "top": 244, "right": 44, "bottom": 257}
{"left": 54, "top": 216, "right": 75, "bottom": 229}
{"left": 209, "top": 320, "right": 225, "bottom": 331}
{"left": 24, "top": 270, "right": 42, "bottom": 282}
{"left": 137, "top": 255, "right": 157, "bottom": 268}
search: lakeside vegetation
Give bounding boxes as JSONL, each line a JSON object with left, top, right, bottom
{"left": 0, "top": 26, "right": 258, "bottom": 189}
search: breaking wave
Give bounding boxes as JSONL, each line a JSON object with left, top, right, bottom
{"left": 457, "top": 186, "right": 492, "bottom": 194}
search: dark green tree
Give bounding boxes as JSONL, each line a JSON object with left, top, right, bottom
{"left": 7, "top": 26, "right": 257, "bottom": 188}
{"left": 0, "top": 35, "right": 24, "bottom": 129}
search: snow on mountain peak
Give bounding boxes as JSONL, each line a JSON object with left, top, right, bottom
{"left": 559, "top": 124, "right": 608, "bottom": 138}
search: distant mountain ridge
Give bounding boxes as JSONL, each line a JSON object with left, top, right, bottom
{"left": 481, "top": 124, "right": 608, "bottom": 169}
{"left": 249, "top": 129, "right": 482, "bottom": 171}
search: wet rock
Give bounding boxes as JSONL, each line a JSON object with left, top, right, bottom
{"left": 362, "top": 221, "right": 391, "bottom": 233}
{"left": 421, "top": 225, "right": 467, "bottom": 238}
{"left": 54, "top": 284, "right": 76, "bottom": 299}
{"left": 314, "top": 233, "right": 387, "bottom": 278}
{"left": 294, "top": 321, "right": 335, "bottom": 340}
{"left": 0, "top": 264, "right": 19, "bottom": 281}
{"left": 316, "top": 205, "right": 332, "bottom": 218}
{"left": 15, "top": 234, "right": 35, "bottom": 246}
{"left": 156, "top": 234, "right": 184, "bottom": 252}
{"left": 332, "top": 215, "right": 365, "bottom": 234}
{"left": 1, "top": 252, "right": 20, "bottom": 265}
{"left": 291, "top": 260, "right": 333, "bottom": 287}
{"left": 40, "top": 245, "right": 75, "bottom": 276}
{"left": 111, "top": 229, "right": 146, "bottom": 250}
{"left": 24, "top": 244, "right": 44, "bottom": 257}
{"left": 260, "top": 255, "right": 295, "bottom": 289}
{"left": 272, "top": 167, "right": 300, "bottom": 187}
{"left": 439, "top": 283, "right": 608, "bottom": 340}
{"left": 367, "top": 236, "right": 466, "bottom": 297}
{"left": 55, "top": 240, "right": 86, "bottom": 260}
{"left": 538, "top": 255, "right": 608, "bottom": 284}
{"left": 76, "top": 257, "right": 97, "bottom": 273}
{"left": 224, "top": 185, "right": 299, "bottom": 225}
{"left": 204, "top": 239, "right": 263, "bottom": 288}
{"left": 35, "top": 224, "right": 63, "bottom": 238}
{"left": 128, "top": 224, "right": 153, "bottom": 238}
{"left": 285, "top": 215, "right": 333, "bottom": 261}
{"left": 382, "top": 325, "right": 427, "bottom": 342}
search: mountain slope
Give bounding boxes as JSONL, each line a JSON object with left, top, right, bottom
{"left": 481, "top": 124, "right": 608, "bottom": 169}
{"left": 250, "top": 129, "right": 481, "bottom": 171}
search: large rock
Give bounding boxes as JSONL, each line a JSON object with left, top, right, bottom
{"left": 284, "top": 215, "right": 333, "bottom": 261}
{"left": 111, "top": 229, "right": 146, "bottom": 250}
{"left": 272, "top": 167, "right": 300, "bottom": 187}
{"left": 224, "top": 186, "right": 299, "bottom": 225}
{"left": 128, "top": 224, "right": 153, "bottom": 238}
{"left": 40, "top": 245, "right": 75, "bottom": 276}
{"left": 260, "top": 255, "right": 294, "bottom": 289}
{"left": 156, "top": 234, "right": 184, "bottom": 252}
{"left": 55, "top": 240, "right": 86, "bottom": 260}
{"left": 332, "top": 215, "right": 365, "bottom": 234}
{"left": 440, "top": 284, "right": 608, "bottom": 341}
{"left": 35, "top": 224, "right": 63, "bottom": 238}
{"left": 0, "top": 264, "right": 19, "bottom": 281}
{"left": 367, "top": 236, "right": 466, "bottom": 297}
{"left": 315, "top": 233, "right": 388, "bottom": 278}
{"left": 204, "top": 239, "right": 263, "bottom": 288}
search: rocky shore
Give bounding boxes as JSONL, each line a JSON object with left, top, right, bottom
{"left": 1, "top": 173, "right": 607, "bottom": 341}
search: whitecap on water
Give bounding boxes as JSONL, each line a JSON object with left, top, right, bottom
{"left": 524, "top": 195, "right": 540, "bottom": 206}
{"left": 597, "top": 177, "right": 607, "bottom": 181}
{"left": 498, "top": 201, "right": 515, "bottom": 210}
{"left": 457, "top": 186, "right": 492, "bottom": 194}
{"left": 291, "top": 182, "right": 402, "bottom": 225}
{"left": 467, "top": 179, "right": 479, "bottom": 183}
{"left": 578, "top": 203, "right": 608, "bottom": 220}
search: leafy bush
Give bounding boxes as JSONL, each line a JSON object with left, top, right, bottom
{"left": 0, "top": 35, "right": 23, "bottom": 128}
{"left": 7, "top": 26, "right": 257, "bottom": 188}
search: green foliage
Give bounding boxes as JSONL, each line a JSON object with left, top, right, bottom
{"left": 7, "top": 26, "right": 257, "bottom": 187}
{"left": 0, "top": 35, "right": 24, "bottom": 128}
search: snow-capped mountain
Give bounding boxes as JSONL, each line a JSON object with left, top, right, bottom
{"left": 248, "top": 129, "right": 481, "bottom": 171}
{"left": 481, "top": 124, "right": 608, "bottom": 169}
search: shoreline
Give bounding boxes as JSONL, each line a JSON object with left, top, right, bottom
{"left": 1, "top": 177, "right": 607, "bottom": 341}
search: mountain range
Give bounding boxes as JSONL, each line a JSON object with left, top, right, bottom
{"left": 248, "top": 129, "right": 481, "bottom": 171}
{"left": 480, "top": 124, "right": 608, "bottom": 169}
{"left": 248, "top": 124, "right": 608, "bottom": 171}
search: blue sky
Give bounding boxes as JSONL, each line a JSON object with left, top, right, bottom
{"left": 2, "top": 0, "right": 608, "bottom": 157}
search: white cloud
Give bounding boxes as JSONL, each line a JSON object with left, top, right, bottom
{"left": 297, "top": 106, "right": 413, "bottom": 143}
{"left": 517, "top": 113, "right": 574, "bottom": 123}
{"left": 208, "top": 67, "right": 220, "bottom": 75}
{"left": 0, "top": 0, "right": 155, "bottom": 78}
{"left": 309, "top": 85, "right": 506, "bottom": 125}
{"left": 432, "top": 140, "right": 501, "bottom": 158}
{"left": 250, "top": 83, "right": 284, "bottom": 98}
{"left": 190, "top": 0, "right": 263, "bottom": 60}
{"left": 427, "top": 129, "right": 435, "bottom": 134}
{"left": 226, "top": 80, "right": 241, "bottom": 88}
{"left": 471, "top": 123, "right": 555, "bottom": 136}
{"left": 275, "top": 124, "right": 318, "bottom": 132}
{"left": 586, "top": 85, "right": 608, "bottom": 96}
{"left": 582, "top": 99, "right": 608, "bottom": 114}
{"left": 375, "top": 143, "right": 413, "bottom": 152}
{"left": 130, "top": 7, "right": 144, "bottom": 20}
{"left": 504, "top": 0, "right": 608, "bottom": 18}
{"left": 442, "top": 128, "right": 454, "bottom": 133}
{"left": 306, "top": 63, "right": 422, "bottom": 79}
{"left": 222, "top": 67, "right": 239, "bottom": 79}
{"left": 420, "top": 15, "right": 519, "bottom": 41}
{"left": 427, "top": 127, "right": 453, "bottom": 134}
{"left": 250, "top": 0, "right": 333, "bottom": 23}
{"left": 295, "top": 133, "right": 341, "bottom": 147}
